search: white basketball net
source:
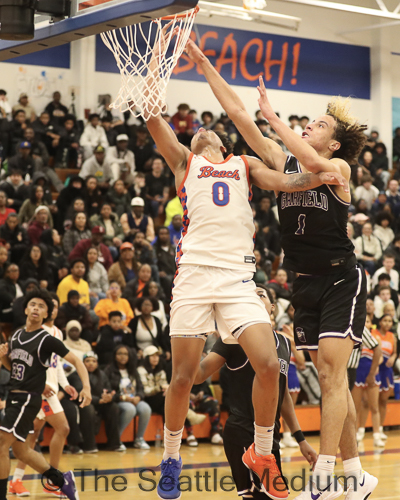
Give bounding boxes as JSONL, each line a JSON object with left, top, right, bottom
{"left": 100, "top": 7, "right": 198, "bottom": 119}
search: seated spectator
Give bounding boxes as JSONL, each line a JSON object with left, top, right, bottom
{"left": 8, "top": 111, "right": 27, "bottom": 157}
{"left": 79, "top": 146, "right": 114, "bottom": 192}
{"left": 83, "top": 176, "right": 102, "bottom": 218}
{"left": 372, "top": 142, "right": 390, "bottom": 188}
{"left": 57, "top": 259, "right": 90, "bottom": 307}
{"left": 128, "top": 297, "right": 166, "bottom": 358}
{"left": 385, "top": 179, "right": 400, "bottom": 215}
{"left": 253, "top": 249, "right": 269, "bottom": 283}
{"left": 12, "top": 278, "right": 39, "bottom": 330}
{"left": 137, "top": 346, "right": 195, "bottom": 434}
{"left": 0, "top": 190, "right": 15, "bottom": 226}
{"left": 31, "top": 111, "right": 60, "bottom": 155}
{"left": 19, "top": 244, "right": 54, "bottom": 290}
{"left": 90, "top": 202, "right": 124, "bottom": 260}
{"left": 0, "top": 263, "right": 23, "bottom": 324}
{"left": 123, "top": 263, "right": 153, "bottom": 303}
{"left": 27, "top": 205, "right": 52, "bottom": 244}
{"left": 12, "top": 92, "right": 36, "bottom": 122}
{"left": 82, "top": 351, "right": 124, "bottom": 452}
{"left": 65, "top": 197, "right": 87, "bottom": 225}
{"left": 354, "top": 222, "right": 382, "bottom": 275}
{"left": 255, "top": 196, "right": 281, "bottom": 255}
{"left": 44, "top": 91, "right": 68, "bottom": 126}
{"left": 106, "top": 134, "right": 136, "bottom": 186}
{"left": 361, "top": 150, "right": 381, "bottom": 188}
{"left": 371, "top": 191, "right": 389, "bottom": 218}
{"left": 0, "top": 169, "right": 28, "bottom": 212}
{"left": 268, "top": 269, "right": 292, "bottom": 300}
{"left": 96, "top": 311, "right": 134, "bottom": 366}
{"left": 188, "top": 381, "right": 223, "bottom": 446}
{"left": 86, "top": 246, "right": 109, "bottom": 307}
{"left": 56, "top": 292, "right": 94, "bottom": 344}
{"left": 354, "top": 175, "right": 379, "bottom": 211}
{"left": 68, "top": 225, "right": 113, "bottom": 271}
{"left": 80, "top": 113, "right": 109, "bottom": 160}
{"left": 201, "top": 111, "right": 214, "bottom": 130}
{"left": 127, "top": 126, "right": 155, "bottom": 173}
{"left": 374, "top": 286, "right": 395, "bottom": 318}
{"left": 145, "top": 158, "right": 168, "bottom": 218}
{"left": 386, "top": 234, "right": 400, "bottom": 272}
{"left": 104, "top": 345, "right": 151, "bottom": 450}
{"left": 30, "top": 171, "right": 55, "bottom": 209}
{"left": 108, "top": 242, "right": 138, "bottom": 291}
{"left": 370, "top": 273, "right": 399, "bottom": 309}
{"left": 163, "top": 193, "right": 183, "bottom": 227}
{"left": 120, "top": 197, "right": 155, "bottom": 243}
{"left": 129, "top": 172, "right": 147, "bottom": 200}
{"left": 0, "top": 89, "right": 12, "bottom": 120}
{"left": 0, "top": 246, "right": 9, "bottom": 280}
{"left": 132, "top": 231, "right": 157, "bottom": 269}
{"left": 18, "top": 186, "right": 53, "bottom": 229}
{"left": 171, "top": 103, "right": 194, "bottom": 146}
{"left": 56, "top": 175, "right": 84, "bottom": 226}
{"left": 141, "top": 281, "right": 167, "bottom": 329}
{"left": 54, "top": 114, "right": 81, "bottom": 168}
{"left": 101, "top": 116, "right": 118, "bottom": 147}
{"left": 63, "top": 212, "right": 92, "bottom": 257}
{"left": 94, "top": 281, "right": 134, "bottom": 329}
{"left": 152, "top": 227, "right": 176, "bottom": 298}
{"left": 0, "top": 213, "right": 29, "bottom": 263}
{"left": 167, "top": 214, "right": 183, "bottom": 248}
{"left": 63, "top": 320, "right": 92, "bottom": 360}
{"left": 372, "top": 253, "right": 399, "bottom": 291}
{"left": 39, "top": 228, "right": 69, "bottom": 283}
{"left": 106, "top": 179, "right": 131, "bottom": 218}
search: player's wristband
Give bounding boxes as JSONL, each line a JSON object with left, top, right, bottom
{"left": 293, "top": 430, "right": 305, "bottom": 443}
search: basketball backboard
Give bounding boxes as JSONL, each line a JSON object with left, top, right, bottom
{"left": 0, "top": 0, "right": 198, "bottom": 61}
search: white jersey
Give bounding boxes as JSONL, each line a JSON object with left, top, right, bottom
{"left": 42, "top": 324, "right": 69, "bottom": 393}
{"left": 177, "top": 153, "right": 256, "bottom": 272}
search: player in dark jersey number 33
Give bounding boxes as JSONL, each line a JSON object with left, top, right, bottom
{"left": 0, "top": 290, "right": 91, "bottom": 500}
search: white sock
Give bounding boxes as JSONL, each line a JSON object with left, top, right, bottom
{"left": 283, "top": 432, "right": 291, "bottom": 439}
{"left": 254, "top": 423, "right": 274, "bottom": 456}
{"left": 13, "top": 468, "right": 25, "bottom": 482}
{"left": 163, "top": 426, "right": 183, "bottom": 461}
{"left": 358, "top": 427, "right": 365, "bottom": 433}
{"left": 313, "top": 455, "right": 336, "bottom": 490}
{"left": 343, "top": 456, "right": 362, "bottom": 488}
{"left": 373, "top": 432, "right": 381, "bottom": 441}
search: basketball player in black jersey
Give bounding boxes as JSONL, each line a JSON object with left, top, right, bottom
{"left": 0, "top": 289, "right": 91, "bottom": 500}
{"left": 185, "top": 40, "right": 376, "bottom": 500}
{"left": 194, "top": 286, "right": 317, "bottom": 499}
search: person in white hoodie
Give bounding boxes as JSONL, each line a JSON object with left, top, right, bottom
{"left": 8, "top": 293, "right": 80, "bottom": 498}
{"left": 80, "top": 113, "right": 109, "bottom": 160}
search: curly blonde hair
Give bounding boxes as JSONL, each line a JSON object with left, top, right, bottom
{"left": 326, "top": 96, "right": 367, "bottom": 164}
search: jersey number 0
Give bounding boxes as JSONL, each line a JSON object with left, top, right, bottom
{"left": 212, "top": 182, "right": 230, "bottom": 207}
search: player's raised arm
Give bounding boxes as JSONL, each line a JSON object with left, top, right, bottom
{"left": 247, "top": 155, "right": 349, "bottom": 193}
{"left": 143, "top": 24, "right": 190, "bottom": 175}
{"left": 257, "top": 76, "right": 362, "bottom": 180}
{"left": 185, "top": 39, "right": 286, "bottom": 171}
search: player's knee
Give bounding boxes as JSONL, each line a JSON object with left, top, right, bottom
{"left": 254, "top": 357, "right": 280, "bottom": 381}
{"left": 58, "top": 422, "right": 70, "bottom": 437}
{"left": 170, "top": 373, "right": 193, "bottom": 394}
{"left": 318, "top": 367, "right": 342, "bottom": 390}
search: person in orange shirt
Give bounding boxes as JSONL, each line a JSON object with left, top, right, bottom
{"left": 371, "top": 314, "right": 397, "bottom": 439}
{"left": 94, "top": 281, "right": 134, "bottom": 329}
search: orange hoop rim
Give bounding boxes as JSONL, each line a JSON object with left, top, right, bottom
{"left": 158, "top": 5, "right": 199, "bottom": 21}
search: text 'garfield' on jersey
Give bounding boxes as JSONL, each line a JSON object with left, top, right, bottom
{"left": 176, "top": 153, "right": 256, "bottom": 272}
{"left": 277, "top": 155, "right": 354, "bottom": 275}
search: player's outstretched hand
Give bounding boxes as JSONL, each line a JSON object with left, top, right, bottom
{"left": 318, "top": 171, "right": 349, "bottom": 192}
{"left": 185, "top": 38, "right": 205, "bottom": 64}
{"left": 79, "top": 388, "right": 92, "bottom": 408}
{"left": 257, "top": 76, "right": 275, "bottom": 121}
{"left": 0, "top": 342, "right": 8, "bottom": 358}
{"left": 299, "top": 440, "right": 318, "bottom": 470}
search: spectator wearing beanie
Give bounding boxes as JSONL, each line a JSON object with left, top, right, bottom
{"left": 63, "top": 320, "right": 92, "bottom": 360}
{"left": 27, "top": 205, "right": 51, "bottom": 244}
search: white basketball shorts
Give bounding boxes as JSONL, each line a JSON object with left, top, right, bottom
{"left": 36, "top": 394, "right": 64, "bottom": 420}
{"left": 170, "top": 265, "right": 271, "bottom": 343}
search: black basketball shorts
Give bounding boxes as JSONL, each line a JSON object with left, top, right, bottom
{"left": 0, "top": 392, "right": 42, "bottom": 442}
{"left": 223, "top": 419, "right": 283, "bottom": 499}
{"left": 291, "top": 264, "right": 367, "bottom": 351}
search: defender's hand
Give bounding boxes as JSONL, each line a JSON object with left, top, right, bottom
{"left": 79, "top": 388, "right": 92, "bottom": 408}
{"left": 318, "top": 171, "right": 349, "bottom": 192}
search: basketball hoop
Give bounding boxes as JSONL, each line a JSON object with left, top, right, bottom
{"left": 100, "top": 6, "right": 199, "bottom": 119}
{"left": 243, "top": 0, "right": 267, "bottom": 10}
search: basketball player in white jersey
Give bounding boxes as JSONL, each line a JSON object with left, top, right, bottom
{"left": 144, "top": 41, "right": 347, "bottom": 500}
{"left": 9, "top": 294, "right": 78, "bottom": 498}
{"left": 184, "top": 39, "right": 375, "bottom": 500}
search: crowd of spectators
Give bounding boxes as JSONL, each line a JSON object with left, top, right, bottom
{"left": 0, "top": 90, "right": 399, "bottom": 451}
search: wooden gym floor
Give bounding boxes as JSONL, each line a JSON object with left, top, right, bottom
{"left": 14, "top": 430, "right": 400, "bottom": 499}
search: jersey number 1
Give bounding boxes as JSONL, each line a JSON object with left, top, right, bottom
{"left": 295, "top": 214, "right": 306, "bottom": 235}
{"left": 212, "top": 182, "right": 230, "bottom": 207}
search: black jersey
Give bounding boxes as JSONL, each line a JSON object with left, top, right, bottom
{"left": 8, "top": 328, "right": 69, "bottom": 394}
{"left": 277, "top": 155, "right": 355, "bottom": 275}
{"left": 211, "top": 331, "right": 290, "bottom": 448}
